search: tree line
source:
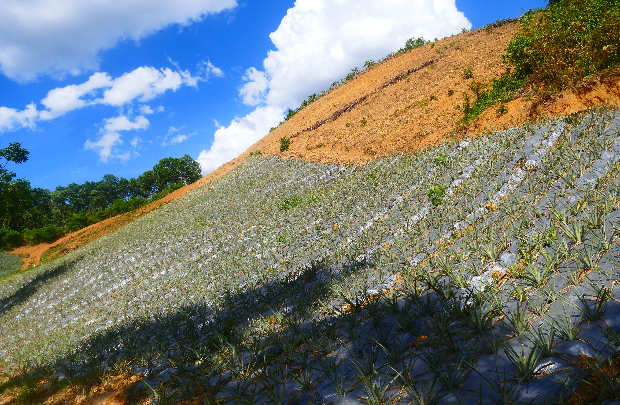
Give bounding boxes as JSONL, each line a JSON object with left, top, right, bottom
{"left": 1, "top": 142, "right": 202, "bottom": 250}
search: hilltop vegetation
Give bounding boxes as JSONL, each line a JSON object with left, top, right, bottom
{"left": 2, "top": 0, "right": 620, "bottom": 403}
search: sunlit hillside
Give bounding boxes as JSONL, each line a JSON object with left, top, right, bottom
{"left": 2, "top": 5, "right": 620, "bottom": 404}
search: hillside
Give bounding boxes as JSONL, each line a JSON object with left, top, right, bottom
{"left": 9, "top": 19, "right": 620, "bottom": 270}
{"left": 2, "top": 18, "right": 620, "bottom": 405}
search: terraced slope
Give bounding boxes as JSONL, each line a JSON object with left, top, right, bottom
{"left": 8, "top": 20, "right": 620, "bottom": 275}
{"left": 2, "top": 109, "right": 620, "bottom": 404}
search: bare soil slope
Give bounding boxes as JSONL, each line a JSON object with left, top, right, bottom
{"left": 10, "top": 20, "right": 620, "bottom": 270}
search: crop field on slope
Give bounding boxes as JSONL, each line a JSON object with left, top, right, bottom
{"left": 2, "top": 110, "right": 620, "bottom": 404}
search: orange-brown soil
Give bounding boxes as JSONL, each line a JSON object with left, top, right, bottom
{"left": 8, "top": 20, "right": 620, "bottom": 280}
{"left": 0, "top": 368, "right": 145, "bottom": 405}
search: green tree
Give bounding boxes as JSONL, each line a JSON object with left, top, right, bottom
{"left": 151, "top": 154, "right": 201, "bottom": 193}
{"left": 0, "top": 143, "right": 34, "bottom": 230}
{"left": 21, "top": 187, "right": 53, "bottom": 229}
{"left": 0, "top": 179, "right": 33, "bottom": 230}
{"left": 0, "top": 142, "right": 29, "bottom": 182}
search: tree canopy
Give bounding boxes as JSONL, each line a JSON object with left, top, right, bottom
{"left": 0, "top": 146, "right": 203, "bottom": 250}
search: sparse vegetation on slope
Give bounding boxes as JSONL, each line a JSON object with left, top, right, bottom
{"left": 2, "top": 109, "right": 620, "bottom": 404}
{"left": 0, "top": 252, "right": 21, "bottom": 278}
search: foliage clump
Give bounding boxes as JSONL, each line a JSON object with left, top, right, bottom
{"left": 428, "top": 185, "right": 446, "bottom": 206}
{"left": 280, "top": 137, "right": 291, "bottom": 152}
{"left": 506, "top": 0, "right": 620, "bottom": 92}
{"left": 461, "top": 0, "right": 620, "bottom": 123}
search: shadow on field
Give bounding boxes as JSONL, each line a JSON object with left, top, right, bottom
{"left": 0, "top": 262, "right": 76, "bottom": 317}
{"left": 36, "top": 258, "right": 374, "bottom": 401}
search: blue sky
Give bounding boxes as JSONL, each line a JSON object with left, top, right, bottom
{"left": 0, "top": 0, "right": 545, "bottom": 191}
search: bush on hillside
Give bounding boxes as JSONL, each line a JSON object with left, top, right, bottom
{"left": 506, "top": 0, "right": 620, "bottom": 92}
{"left": 460, "top": 0, "right": 620, "bottom": 123}
{"left": 22, "top": 225, "right": 64, "bottom": 245}
{"left": 149, "top": 183, "right": 184, "bottom": 203}
{"left": 65, "top": 213, "right": 90, "bottom": 232}
{"left": 280, "top": 137, "right": 291, "bottom": 152}
{"left": 0, "top": 228, "right": 22, "bottom": 251}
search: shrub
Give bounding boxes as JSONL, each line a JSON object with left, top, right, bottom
{"left": 434, "top": 154, "right": 448, "bottom": 167}
{"left": 428, "top": 185, "right": 446, "bottom": 206}
{"left": 149, "top": 183, "right": 183, "bottom": 203}
{"left": 403, "top": 37, "right": 429, "bottom": 51}
{"left": 65, "top": 213, "right": 90, "bottom": 232}
{"left": 22, "top": 225, "right": 64, "bottom": 245}
{"left": 0, "top": 228, "right": 23, "bottom": 251}
{"left": 461, "top": 73, "right": 527, "bottom": 123}
{"left": 505, "top": 0, "right": 620, "bottom": 92}
{"left": 278, "top": 196, "right": 303, "bottom": 211}
{"left": 280, "top": 137, "right": 291, "bottom": 152}
{"left": 106, "top": 198, "right": 146, "bottom": 217}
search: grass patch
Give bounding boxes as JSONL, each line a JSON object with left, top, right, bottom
{"left": 0, "top": 252, "right": 22, "bottom": 278}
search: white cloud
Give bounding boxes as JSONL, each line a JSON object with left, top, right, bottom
{"left": 0, "top": 103, "right": 39, "bottom": 132}
{"left": 85, "top": 115, "right": 149, "bottom": 162}
{"left": 170, "top": 134, "right": 189, "bottom": 144}
{"left": 239, "top": 67, "right": 269, "bottom": 106}
{"left": 41, "top": 72, "right": 112, "bottom": 118}
{"left": 98, "top": 67, "right": 191, "bottom": 107}
{"left": 197, "top": 0, "right": 470, "bottom": 175}
{"left": 140, "top": 105, "right": 154, "bottom": 115}
{"left": 130, "top": 136, "right": 142, "bottom": 148}
{"left": 0, "top": 0, "right": 238, "bottom": 82}
{"left": 1, "top": 64, "right": 199, "bottom": 134}
{"left": 0, "top": 66, "right": 198, "bottom": 133}
{"left": 196, "top": 106, "right": 283, "bottom": 174}
{"left": 258, "top": 0, "right": 471, "bottom": 108}
{"left": 162, "top": 126, "right": 196, "bottom": 146}
{"left": 198, "top": 60, "right": 225, "bottom": 78}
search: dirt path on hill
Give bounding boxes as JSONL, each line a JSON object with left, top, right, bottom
{"left": 10, "top": 20, "right": 620, "bottom": 271}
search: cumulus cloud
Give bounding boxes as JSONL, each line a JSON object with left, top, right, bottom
{"left": 196, "top": 106, "right": 283, "bottom": 174}
{"left": 0, "top": 103, "right": 39, "bottom": 132}
{"left": 98, "top": 67, "right": 190, "bottom": 107}
{"left": 239, "top": 68, "right": 268, "bottom": 106}
{"left": 197, "top": 0, "right": 470, "bottom": 175}
{"left": 85, "top": 115, "right": 149, "bottom": 162}
{"left": 41, "top": 72, "right": 112, "bottom": 118}
{"left": 257, "top": 0, "right": 470, "bottom": 108}
{"left": 140, "top": 105, "right": 155, "bottom": 115}
{"left": 0, "top": 0, "right": 237, "bottom": 81}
